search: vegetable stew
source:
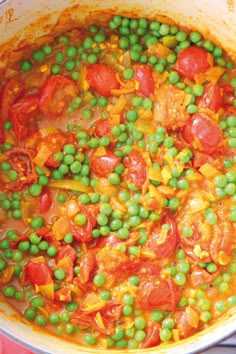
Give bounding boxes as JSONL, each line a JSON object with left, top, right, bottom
{"left": 0, "top": 14, "right": 236, "bottom": 350}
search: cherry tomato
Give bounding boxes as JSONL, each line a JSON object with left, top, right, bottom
{"left": 38, "top": 189, "right": 52, "bottom": 213}
{"left": 197, "top": 83, "right": 223, "bottom": 112}
{"left": 153, "top": 84, "right": 190, "bottom": 130}
{"left": 0, "top": 78, "right": 24, "bottom": 122}
{"left": 174, "top": 46, "right": 211, "bottom": 80}
{"left": 39, "top": 75, "right": 78, "bottom": 119}
{"left": 181, "top": 113, "right": 223, "bottom": 154}
{"left": 87, "top": 64, "right": 120, "bottom": 97}
{"left": 71, "top": 204, "right": 99, "bottom": 243}
{"left": 22, "top": 261, "right": 53, "bottom": 286}
{"left": 136, "top": 277, "right": 181, "bottom": 311}
{"left": 139, "top": 322, "right": 161, "bottom": 349}
{"left": 175, "top": 308, "right": 199, "bottom": 339}
{"left": 190, "top": 266, "right": 219, "bottom": 287}
{"left": 123, "top": 149, "right": 147, "bottom": 189}
{"left": 133, "top": 64, "right": 155, "bottom": 97}
{"left": 56, "top": 245, "right": 77, "bottom": 264}
{"left": 94, "top": 119, "right": 110, "bottom": 138}
{"left": 10, "top": 95, "right": 39, "bottom": 140}
{"left": 145, "top": 216, "right": 179, "bottom": 258}
{"left": 89, "top": 147, "right": 121, "bottom": 178}
{"left": 96, "top": 234, "right": 122, "bottom": 248}
{"left": 1, "top": 147, "right": 37, "bottom": 192}
{"left": 0, "top": 122, "right": 5, "bottom": 144}
{"left": 79, "top": 250, "right": 97, "bottom": 283}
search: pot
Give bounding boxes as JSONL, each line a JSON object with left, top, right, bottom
{"left": 0, "top": 0, "right": 236, "bottom": 353}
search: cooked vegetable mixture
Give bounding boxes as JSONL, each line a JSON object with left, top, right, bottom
{"left": 0, "top": 14, "right": 236, "bottom": 350}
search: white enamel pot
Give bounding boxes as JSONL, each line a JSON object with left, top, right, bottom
{"left": 0, "top": 0, "right": 236, "bottom": 353}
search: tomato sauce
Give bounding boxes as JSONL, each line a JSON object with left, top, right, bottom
{"left": 0, "top": 14, "right": 236, "bottom": 350}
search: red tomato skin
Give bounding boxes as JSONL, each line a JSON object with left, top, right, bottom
{"left": 134, "top": 64, "right": 155, "bottom": 97}
{"left": 71, "top": 204, "right": 99, "bottom": 243}
{"left": 87, "top": 64, "right": 120, "bottom": 97}
{"left": 94, "top": 119, "right": 110, "bottom": 138}
{"left": 39, "top": 75, "right": 78, "bottom": 119}
{"left": 89, "top": 147, "right": 121, "bottom": 178}
{"left": 123, "top": 149, "right": 147, "bottom": 189}
{"left": 96, "top": 234, "right": 122, "bottom": 248}
{"left": 146, "top": 216, "right": 179, "bottom": 259}
{"left": 1, "top": 147, "right": 37, "bottom": 192}
{"left": 174, "top": 46, "right": 210, "bottom": 80}
{"left": 139, "top": 322, "right": 161, "bottom": 349}
{"left": 0, "top": 122, "right": 5, "bottom": 144}
{"left": 10, "top": 95, "right": 39, "bottom": 140}
{"left": 137, "top": 277, "right": 181, "bottom": 311}
{"left": 56, "top": 245, "right": 77, "bottom": 264}
{"left": 0, "top": 78, "right": 24, "bottom": 122}
{"left": 79, "top": 250, "right": 97, "bottom": 283}
{"left": 181, "top": 113, "right": 223, "bottom": 154}
{"left": 39, "top": 189, "right": 52, "bottom": 213}
{"left": 22, "top": 262, "right": 53, "bottom": 286}
{"left": 197, "top": 83, "right": 223, "bottom": 112}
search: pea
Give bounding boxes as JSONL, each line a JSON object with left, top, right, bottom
{"left": 174, "top": 272, "right": 186, "bottom": 286}
{"left": 168, "top": 71, "right": 180, "bottom": 84}
{"left": 112, "top": 327, "right": 125, "bottom": 341}
{"left": 160, "top": 328, "right": 172, "bottom": 342}
{"left": 25, "top": 308, "right": 37, "bottom": 320}
{"left": 108, "top": 173, "right": 120, "bottom": 185}
{"left": 47, "top": 245, "right": 58, "bottom": 257}
{"left": 29, "top": 184, "right": 42, "bottom": 197}
{"left": 227, "top": 296, "right": 236, "bottom": 306}
{"left": 54, "top": 268, "right": 66, "bottom": 281}
{"left": 93, "top": 273, "right": 106, "bottom": 287}
{"left": 200, "top": 311, "right": 212, "bottom": 323}
{"left": 215, "top": 301, "right": 227, "bottom": 312}
{"left": 12, "top": 250, "right": 23, "bottom": 262}
{"left": 35, "top": 315, "right": 47, "bottom": 326}
{"left": 31, "top": 296, "right": 45, "bottom": 308}
{"left": 31, "top": 217, "right": 43, "bottom": 229}
{"left": 20, "top": 60, "right": 33, "bottom": 72}
{"left": 177, "top": 260, "right": 190, "bottom": 273}
{"left": 49, "top": 313, "right": 60, "bottom": 325}
{"left": 219, "top": 282, "right": 229, "bottom": 292}
{"left": 129, "top": 275, "right": 140, "bottom": 286}
{"left": 134, "top": 317, "right": 146, "bottom": 330}
{"left": 122, "top": 305, "right": 133, "bottom": 316}
{"left": 206, "top": 262, "right": 217, "bottom": 273}
{"left": 135, "top": 330, "right": 146, "bottom": 343}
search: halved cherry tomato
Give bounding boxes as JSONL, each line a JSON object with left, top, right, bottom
{"left": 22, "top": 261, "right": 53, "bottom": 286}
{"left": 79, "top": 250, "right": 97, "bottom": 284}
{"left": 174, "top": 46, "right": 211, "bottom": 80}
{"left": 94, "top": 119, "right": 110, "bottom": 137}
{"left": 197, "top": 83, "right": 223, "bottom": 112}
{"left": 175, "top": 308, "right": 199, "bottom": 339}
{"left": 139, "top": 322, "right": 161, "bottom": 349}
{"left": 38, "top": 189, "right": 52, "bottom": 213}
{"left": 145, "top": 216, "right": 179, "bottom": 258}
{"left": 190, "top": 266, "right": 219, "bottom": 287}
{"left": 133, "top": 64, "right": 155, "bottom": 97}
{"left": 56, "top": 245, "right": 77, "bottom": 264}
{"left": 0, "top": 78, "right": 24, "bottom": 122}
{"left": 96, "top": 234, "right": 122, "bottom": 248}
{"left": 70, "top": 203, "right": 99, "bottom": 243}
{"left": 89, "top": 146, "right": 121, "bottom": 178}
{"left": 39, "top": 75, "right": 78, "bottom": 119}
{"left": 123, "top": 149, "right": 147, "bottom": 189}
{"left": 87, "top": 63, "right": 120, "bottom": 97}
{"left": 1, "top": 147, "right": 37, "bottom": 191}
{"left": 10, "top": 95, "right": 39, "bottom": 140}
{"left": 0, "top": 122, "right": 5, "bottom": 144}
{"left": 181, "top": 113, "right": 224, "bottom": 154}
{"left": 136, "top": 277, "right": 181, "bottom": 311}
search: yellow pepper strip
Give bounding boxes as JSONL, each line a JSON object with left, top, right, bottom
{"left": 48, "top": 179, "right": 92, "bottom": 193}
{"left": 199, "top": 163, "right": 221, "bottom": 179}
{"left": 108, "top": 94, "right": 127, "bottom": 114}
{"left": 110, "top": 196, "right": 127, "bottom": 215}
{"left": 35, "top": 283, "right": 54, "bottom": 300}
{"left": 95, "top": 312, "right": 106, "bottom": 332}
{"left": 39, "top": 126, "right": 59, "bottom": 137}
{"left": 135, "top": 119, "right": 155, "bottom": 135}
{"left": 195, "top": 66, "right": 225, "bottom": 84}
{"left": 79, "top": 66, "right": 89, "bottom": 91}
{"left": 33, "top": 144, "right": 53, "bottom": 168}
{"left": 137, "top": 108, "right": 153, "bottom": 121}
{"left": 0, "top": 266, "right": 14, "bottom": 285}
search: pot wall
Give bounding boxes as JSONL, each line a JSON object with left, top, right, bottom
{"left": 0, "top": 0, "right": 236, "bottom": 353}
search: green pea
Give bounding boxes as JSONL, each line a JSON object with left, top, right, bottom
{"left": 54, "top": 268, "right": 66, "bottom": 281}
{"left": 47, "top": 245, "right": 58, "bottom": 257}
{"left": 25, "top": 308, "right": 37, "bottom": 320}
{"left": 29, "top": 183, "right": 42, "bottom": 197}
{"left": 93, "top": 273, "right": 106, "bottom": 287}
{"left": 160, "top": 328, "right": 172, "bottom": 342}
{"left": 20, "top": 60, "right": 33, "bottom": 72}
{"left": 31, "top": 217, "right": 43, "bottom": 229}
{"left": 49, "top": 313, "right": 60, "bottom": 325}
